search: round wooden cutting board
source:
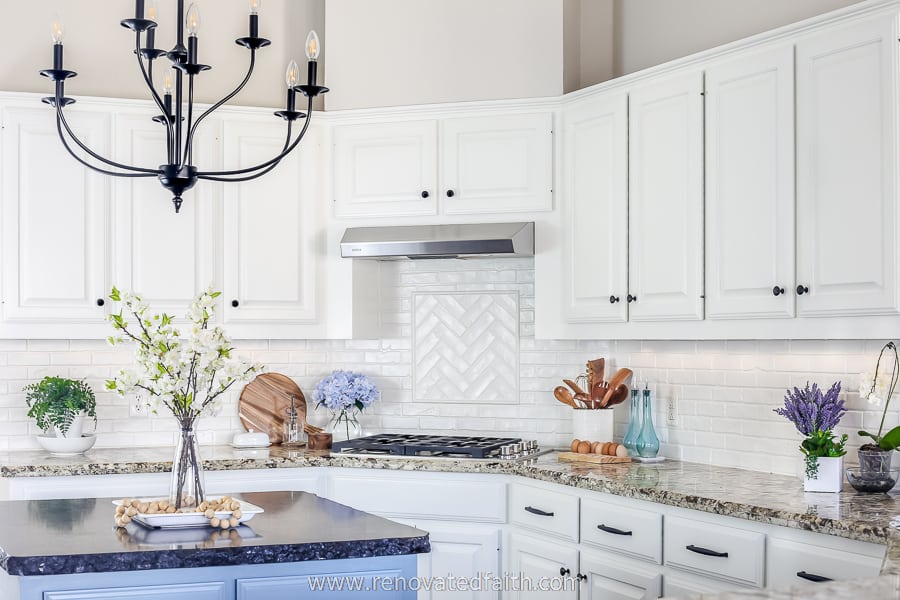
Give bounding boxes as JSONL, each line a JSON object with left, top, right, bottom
{"left": 238, "top": 373, "right": 307, "bottom": 445}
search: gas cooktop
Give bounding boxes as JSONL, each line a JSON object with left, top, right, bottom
{"left": 330, "top": 434, "right": 546, "bottom": 461}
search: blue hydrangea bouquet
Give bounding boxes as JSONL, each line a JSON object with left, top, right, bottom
{"left": 313, "top": 370, "right": 379, "bottom": 441}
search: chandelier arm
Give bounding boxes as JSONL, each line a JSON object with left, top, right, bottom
{"left": 197, "top": 120, "right": 292, "bottom": 183}
{"left": 196, "top": 96, "right": 313, "bottom": 177}
{"left": 55, "top": 116, "right": 158, "bottom": 178}
{"left": 182, "top": 50, "right": 258, "bottom": 170}
{"left": 134, "top": 33, "right": 175, "bottom": 154}
{"left": 55, "top": 100, "right": 160, "bottom": 174}
{"left": 183, "top": 73, "right": 196, "bottom": 167}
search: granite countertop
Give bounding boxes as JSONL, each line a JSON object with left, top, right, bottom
{"left": 0, "top": 490, "right": 429, "bottom": 576}
{"left": 1, "top": 446, "right": 899, "bottom": 598}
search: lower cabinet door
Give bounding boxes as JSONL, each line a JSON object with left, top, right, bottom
{"left": 43, "top": 582, "right": 226, "bottom": 600}
{"left": 579, "top": 550, "right": 661, "bottom": 600}
{"left": 237, "top": 569, "right": 412, "bottom": 600}
{"left": 414, "top": 521, "right": 500, "bottom": 600}
{"left": 508, "top": 532, "right": 579, "bottom": 600}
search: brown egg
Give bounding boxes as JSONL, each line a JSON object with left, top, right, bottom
{"left": 608, "top": 443, "right": 619, "bottom": 456}
{"left": 591, "top": 441, "right": 602, "bottom": 454}
{"left": 577, "top": 441, "right": 591, "bottom": 454}
{"left": 571, "top": 439, "right": 581, "bottom": 452}
{"left": 601, "top": 442, "right": 611, "bottom": 455}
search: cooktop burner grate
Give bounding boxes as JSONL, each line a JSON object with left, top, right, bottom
{"left": 331, "top": 434, "right": 523, "bottom": 458}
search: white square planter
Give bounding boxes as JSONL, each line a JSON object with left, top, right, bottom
{"left": 803, "top": 456, "right": 843, "bottom": 493}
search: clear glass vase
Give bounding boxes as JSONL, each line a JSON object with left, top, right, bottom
{"left": 327, "top": 409, "right": 364, "bottom": 442}
{"left": 623, "top": 389, "right": 642, "bottom": 457}
{"left": 635, "top": 389, "right": 660, "bottom": 458}
{"left": 169, "top": 425, "right": 205, "bottom": 510}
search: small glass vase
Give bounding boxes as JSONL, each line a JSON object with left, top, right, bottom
{"left": 327, "top": 409, "right": 364, "bottom": 442}
{"left": 169, "top": 425, "right": 205, "bottom": 510}
{"left": 635, "top": 389, "right": 660, "bottom": 458}
{"left": 623, "top": 389, "right": 642, "bottom": 457}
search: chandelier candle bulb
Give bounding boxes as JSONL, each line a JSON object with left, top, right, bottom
{"left": 305, "top": 30, "right": 320, "bottom": 86}
{"left": 249, "top": 0, "right": 260, "bottom": 38}
{"left": 50, "top": 17, "right": 64, "bottom": 70}
{"left": 285, "top": 60, "right": 299, "bottom": 112}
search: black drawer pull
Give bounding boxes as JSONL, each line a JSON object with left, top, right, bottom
{"left": 524, "top": 506, "right": 554, "bottom": 517}
{"left": 686, "top": 544, "right": 728, "bottom": 558}
{"left": 597, "top": 524, "right": 633, "bottom": 536}
{"left": 797, "top": 571, "right": 832, "bottom": 583}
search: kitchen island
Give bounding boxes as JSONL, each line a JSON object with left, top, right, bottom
{"left": 0, "top": 490, "right": 429, "bottom": 600}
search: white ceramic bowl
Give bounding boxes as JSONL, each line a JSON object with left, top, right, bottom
{"left": 35, "top": 433, "right": 97, "bottom": 456}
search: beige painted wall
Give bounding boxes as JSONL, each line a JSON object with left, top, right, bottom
{"left": 612, "top": 0, "right": 863, "bottom": 76}
{"left": 2, "top": 0, "right": 324, "bottom": 108}
{"left": 323, "top": 0, "right": 565, "bottom": 110}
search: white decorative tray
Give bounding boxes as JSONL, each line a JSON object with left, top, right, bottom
{"left": 112, "top": 497, "right": 264, "bottom": 529}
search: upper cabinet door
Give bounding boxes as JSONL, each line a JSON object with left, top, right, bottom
{"left": 628, "top": 71, "right": 704, "bottom": 321}
{"left": 0, "top": 105, "right": 110, "bottom": 331}
{"left": 796, "top": 16, "right": 900, "bottom": 316}
{"left": 332, "top": 120, "right": 438, "bottom": 218}
{"left": 441, "top": 113, "right": 553, "bottom": 214}
{"left": 705, "top": 46, "right": 795, "bottom": 320}
{"left": 562, "top": 94, "right": 628, "bottom": 323}
{"left": 222, "top": 117, "right": 320, "bottom": 328}
{"left": 111, "top": 113, "right": 220, "bottom": 320}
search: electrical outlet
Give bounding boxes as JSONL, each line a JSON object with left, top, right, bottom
{"left": 665, "top": 396, "right": 679, "bottom": 427}
{"left": 130, "top": 395, "right": 148, "bottom": 417}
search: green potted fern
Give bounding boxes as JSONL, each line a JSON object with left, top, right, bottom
{"left": 24, "top": 377, "right": 97, "bottom": 438}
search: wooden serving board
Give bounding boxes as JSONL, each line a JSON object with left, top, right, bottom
{"left": 238, "top": 373, "right": 306, "bottom": 445}
{"left": 557, "top": 452, "right": 632, "bottom": 464}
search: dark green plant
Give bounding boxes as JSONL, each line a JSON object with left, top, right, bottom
{"left": 24, "top": 377, "right": 97, "bottom": 435}
{"left": 801, "top": 429, "right": 848, "bottom": 479}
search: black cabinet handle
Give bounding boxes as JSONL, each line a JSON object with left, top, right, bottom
{"left": 559, "top": 567, "right": 570, "bottom": 577}
{"left": 421, "top": 191, "right": 429, "bottom": 198}
{"left": 576, "top": 573, "right": 587, "bottom": 582}
{"left": 597, "top": 524, "right": 633, "bottom": 536}
{"left": 231, "top": 300, "right": 239, "bottom": 308}
{"left": 796, "top": 285, "right": 809, "bottom": 295}
{"left": 797, "top": 571, "right": 832, "bottom": 583}
{"left": 772, "top": 286, "right": 785, "bottom": 296}
{"left": 446, "top": 189, "right": 455, "bottom": 197}
{"left": 609, "top": 295, "right": 620, "bottom": 304}
{"left": 96, "top": 298, "right": 105, "bottom": 307}
{"left": 627, "top": 294, "right": 637, "bottom": 303}
{"left": 524, "top": 506, "right": 554, "bottom": 517}
{"left": 686, "top": 544, "right": 728, "bottom": 558}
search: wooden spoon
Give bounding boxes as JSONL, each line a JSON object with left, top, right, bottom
{"left": 601, "top": 383, "right": 629, "bottom": 408}
{"left": 587, "top": 358, "right": 605, "bottom": 391}
{"left": 601, "top": 368, "right": 633, "bottom": 407}
{"left": 564, "top": 378, "right": 587, "bottom": 396}
{"left": 554, "top": 386, "right": 578, "bottom": 408}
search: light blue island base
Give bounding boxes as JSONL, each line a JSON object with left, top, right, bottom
{"left": 4, "top": 554, "right": 417, "bottom": 600}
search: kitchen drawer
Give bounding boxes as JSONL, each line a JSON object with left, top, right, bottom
{"left": 664, "top": 515, "right": 765, "bottom": 587}
{"left": 580, "top": 498, "right": 662, "bottom": 563}
{"left": 509, "top": 482, "right": 579, "bottom": 542}
{"left": 767, "top": 537, "right": 883, "bottom": 588}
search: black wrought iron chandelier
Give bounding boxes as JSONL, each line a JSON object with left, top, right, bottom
{"left": 40, "top": 0, "right": 328, "bottom": 213}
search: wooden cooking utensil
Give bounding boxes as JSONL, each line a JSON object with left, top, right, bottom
{"left": 586, "top": 358, "right": 605, "bottom": 391}
{"left": 564, "top": 379, "right": 587, "bottom": 396}
{"left": 600, "top": 368, "right": 633, "bottom": 407}
{"left": 601, "top": 383, "right": 629, "bottom": 408}
{"left": 591, "top": 381, "right": 609, "bottom": 402}
{"left": 554, "top": 386, "right": 578, "bottom": 408}
{"left": 574, "top": 392, "right": 590, "bottom": 408}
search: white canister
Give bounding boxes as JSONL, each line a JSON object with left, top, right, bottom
{"left": 572, "top": 408, "right": 615, "bottom": 442}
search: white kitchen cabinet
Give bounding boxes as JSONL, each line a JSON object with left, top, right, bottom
{"left": 221, "top": 115, "right": 323, "bottom": 336}
{"left": 332, "top": 120, "right": 438, "bottom": 218}
{"left": 628, "top": 71, "right": 704, "bottom": 322}
{"left": 579, "top": 550, "right": 661, "bottom": 600}
{"left": 766, "top": 535, "right": 883, "bottom": 589}
{"left": 507, "top": 532, "right": 579, "bottom": 600}
{"left": 663, "top": 572, "right": 750, "bottom": 599}
{"left": 111, "top": 112, "right": 220, "bottom": 320}
{"left": 664, "top": 515, "right": 765, "bottom": 588}
{"left": 705, "top": 46, "right": 795, "bottom": 320}
{"left": 0, "top": 103, "right": 110, "bottom": 338}
{"left": 332, "top": 112, "right": 552, "bottom": 219}
{"left": 795, "top": 15, "right": 900, "bottom": 317}
{"left": 560, "top": 93, "right": 628, "bottom": 324}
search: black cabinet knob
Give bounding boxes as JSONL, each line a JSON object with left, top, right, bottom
{"left": 559, "top": 567, "right": 570, "bottom": 577}
{"left": 773, "top": 286, "right": 785, "bottom": 296}
{"left": 609, "top": 295, "right": 620, "bottom": 304}
{"left": 231, "top": 300, "right": 239, "bottom": 308}
{"left": 576, "top": 573, "right": 588, "bottom": 582}
{"left": 96, "top": 298, "right": 105, "bottom": 307}
{"left": 446, "top": 189, "right": 455, "bottom": 197}
{"left": 796, "top": 285, "right": 809, "bottom": 295}
{"left": 627, "top": 294, "right": 637, "bottom": 303}
{"left": 421, "top": 191, "right": 429, "bottom": 198}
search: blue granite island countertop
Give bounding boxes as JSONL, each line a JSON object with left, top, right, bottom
{"left": 0, "top": 491, "right": 430, "bottom": 577}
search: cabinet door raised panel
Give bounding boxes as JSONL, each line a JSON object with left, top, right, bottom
{"left": 0, "top": 105, "right": 109, "bottom": 332}
{"left": 333, "top": 120, "right": 438, "bottom": 218}
{"left": 561, "top": 94, "right": 628, "bottom": 323}
{"left": 796, "top": 16, "right": 900, "bottom": 316}
{"left": 579, "top": 549, "right": 661, "bottom": 600}
{"left": 705, "top": 46, "right": 795, "bottom": 320}
{"left": 222, "top": 117, "right": 318, "bottom": 327}
{"left": 441, "top": 113, "right": 552, "bottom": 214}
{"left": 112, "top": 113, "right": 219, "bottom": 319}
{"left": 628, "top": 72, "right": 704, "bottom": 321}
{"left": 507, "top": 532, "right": 579, "bottom": 600}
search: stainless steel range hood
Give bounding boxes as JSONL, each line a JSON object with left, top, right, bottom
{"left": 340, "top": 222, "right": 534, "bottom": 260}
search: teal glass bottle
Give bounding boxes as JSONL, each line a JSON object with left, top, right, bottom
{"left": 636, "top": 386, "right": 660, "bottom": 458}
{"left": 623, "top": 388, "right": 642, "bottom": 457}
